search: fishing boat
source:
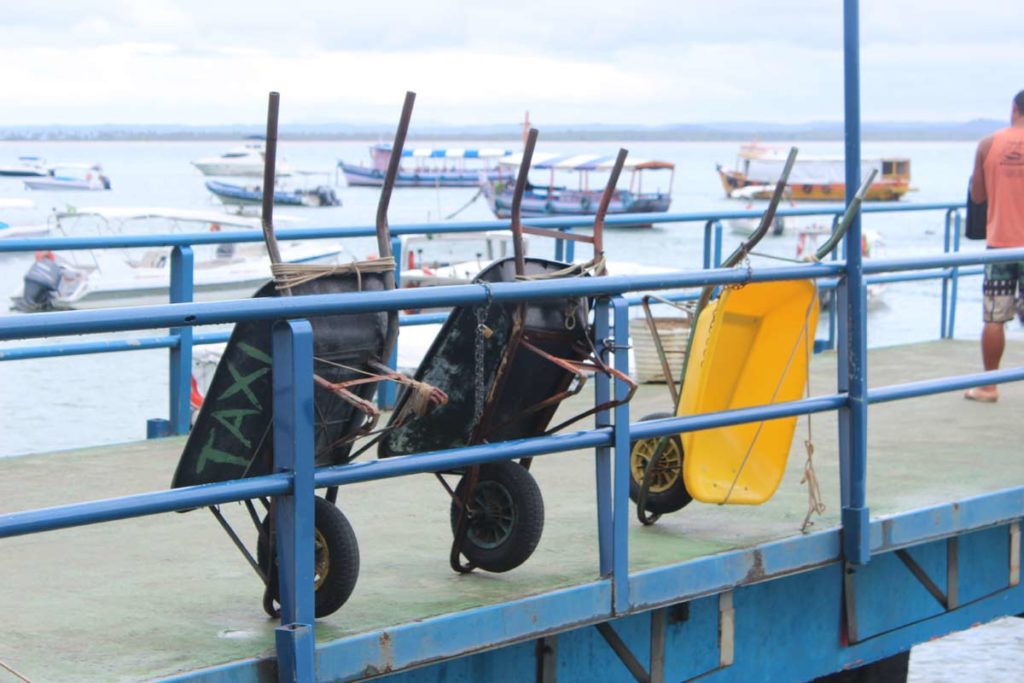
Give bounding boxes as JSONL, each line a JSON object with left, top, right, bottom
{"left": 190, "top": 139, "right": 293, "bottom": 177}
{"left": 482, "top": 152, "right": 674, "bottom": 223}
{"left": 0, "top": 156, "right": 48, "bottom": 177}
{"left": 717, "top": 143, "right": 911, "bottom": 201}
{"left": 205, "top": 179, "right": 340, "bottom": 208}
{"left": 23, "top": 164, "right": 111, "bottom": 191}
{"left": 9, "top": 207, "right": 344, "bottom": 311}
{"left": 338, "top": 144, "right": 512, "bottom": 188}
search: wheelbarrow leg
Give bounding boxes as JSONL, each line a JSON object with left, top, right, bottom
{"left": 448, "top": 467, "right": 480, "bottom": 574}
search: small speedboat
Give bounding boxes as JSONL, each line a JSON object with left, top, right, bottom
{"left": 9, "top": 207, "right": 345, "bottom": 311}
{"left": 205, "top": 180, "right": 340, "bottom": 208}
{"left": 0, "top": 156, "right": 48, "bottom": 177}
{"left": 23, "top": 164, "right": 111, "bottom": 191}
{"left": 191, "top": 140, "right": 293, "bottom": 177}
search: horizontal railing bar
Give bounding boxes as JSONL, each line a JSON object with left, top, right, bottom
{"left": 0, "top": 473, "right": 292, "bottom": 539}
{"left": 0, "top": 203, "right": 962, "bottom": 253}
{"left": 864, "top": 249, "right": 1024, "bottom": 274}
{"left": 868, "top": 367, "right": 1024, "bottom": 404}
{"left": 315, "top": 430, "right": 613, "bottom": 487}
{"left": 0, "top": 312, "right": 450, "bottom": 362}
{"left": 0, "top": 263, "right": 844, "bottom": 341}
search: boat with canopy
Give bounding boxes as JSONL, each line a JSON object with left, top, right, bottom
{"left": 338, "top": 144, "right": 512, "bottom": 187}
{"left": 717, "top": 142, "right": 911, "bottom": 201}
{"left": 482, "top": 152, "right": 674, "bottom": 223}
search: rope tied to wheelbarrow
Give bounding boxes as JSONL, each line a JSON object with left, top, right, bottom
{"left": 512, "top": 254, "right": 607, "bottom": 281}
{"left": 270, "top": 256, "right": 396, "bottom": 291}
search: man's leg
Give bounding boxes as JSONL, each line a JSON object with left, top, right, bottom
{"left": 967, "top": 262, "right": 1014, "bottom": 401}
{"left": 980, "top": 321, "right": 1005, "bottom": 393}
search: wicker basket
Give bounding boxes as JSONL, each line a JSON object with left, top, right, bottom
{"left": 629, "top": 317, "right": 690, "bottom": 384}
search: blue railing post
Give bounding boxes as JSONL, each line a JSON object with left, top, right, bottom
{"left": 941, "top": 210, "right": 953, "bottom": 339}
{"left": 565, "top": 228, "right": 576, "bottom": 263}
{"left": 377, "top": 236, "right": 404, "bottom": 410}
{"left": 703, "top": 220, "right": 714, "bottom": 269}
{"left": 272, "top": 319, "right": 316, "bottom": 680}
{"left": 948, "top": 210, "right": 963, "bottom": 338}
{"left": 593, "top": 298, "right": 613, "bottom": 577}
{"left": 554, "top": 227, "right": 566, "bottom": 262}
{"left": 610, "top": 296, "right": 631, "bottom": 613}
{"left": 841, "top": 0, "right": 871, "bottom": 566}
{"left": 168, "top": 245, "right": 194, "bottom": 436}
{"left": 713, "top": 221, "right": 724, "bottom": 267}
{"left": 827, "top": 214, "right": 841, "bottom": 352}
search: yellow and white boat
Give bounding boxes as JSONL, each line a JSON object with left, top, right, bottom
{"left": 717, "top": 142, "right": 911, "bottom": 201}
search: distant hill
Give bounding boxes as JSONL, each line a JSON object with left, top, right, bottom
{"left": 0, "top": 119, "right": 1004, "bottom": 142}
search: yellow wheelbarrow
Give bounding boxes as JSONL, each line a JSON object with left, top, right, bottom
{"left": 630, "top": 154, "right": 877, "bottom": 524}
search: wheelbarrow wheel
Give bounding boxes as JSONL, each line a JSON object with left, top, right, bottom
{"left": 450, "top": 461, "right": 545, "bottom": 573}
{"left": 258, "top": 496, "right": 360, "bottom": 618}
{"left": 629, "top": 412, "right": 692, "bottom": 515}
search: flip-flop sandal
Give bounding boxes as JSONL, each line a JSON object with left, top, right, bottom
{"left": 964, "top": 387, "right": 998, "bottom": 403}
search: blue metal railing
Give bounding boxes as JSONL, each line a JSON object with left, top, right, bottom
{"left": 1, "top": 234, "right": 1022, "bottom": 679}
{"left": 0, "top": 201, "right": 968, "bottom": 435}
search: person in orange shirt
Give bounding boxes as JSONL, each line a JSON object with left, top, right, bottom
{"left": 966, "top": 90, "right": 1024, "bottom": 402}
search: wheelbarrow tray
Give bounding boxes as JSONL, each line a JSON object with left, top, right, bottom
{"left": 172, "top": 273, "right": 391, "bottom": 489}
{"left": 679, "top": 279, "right": 819, "bottom": 505}
{"left": 379, "top": 256, "right": 590, "bottom": 457}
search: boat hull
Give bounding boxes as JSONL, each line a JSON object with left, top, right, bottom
{"left": 339, "top": 162, "right": 505, "bottom": 188}
{"left": 23, "top": 178, "right": 108, "bottom": 191}
{"left": 205, "top": 180, "right": 340, "bottom": 208}
{"left": 484, "top": 184, "right": 670, "bottom": 224}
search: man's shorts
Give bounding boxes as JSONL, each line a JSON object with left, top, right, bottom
{"left": 983, "top": 260, "right": 1024, "bottom": 323}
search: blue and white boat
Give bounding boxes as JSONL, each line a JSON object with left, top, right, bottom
{"left": 338, "top": 144, "right": 512, "bottom": 188}
{"left": 482, "top": 152, "right": 675, "bottom": 224}
{"left": 0, "top": 156, "right": 48, "bottom": 177}
{"left": 205, "top": 180, "right": 340, "bottom": 208}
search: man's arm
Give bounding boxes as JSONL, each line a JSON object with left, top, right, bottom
{"left": 971, "top": 135, "right": 993, "bottom": 203}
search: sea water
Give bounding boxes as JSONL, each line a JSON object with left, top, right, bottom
{"left": 0, "top": 139, "right": 1021, "bottom": 679}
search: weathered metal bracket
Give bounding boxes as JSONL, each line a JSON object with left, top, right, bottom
{"left": 591, "top": 593, "right": 734, "bottom": 683}
{"left": 844, "top": 522, "right": 1021, "bottom": 644}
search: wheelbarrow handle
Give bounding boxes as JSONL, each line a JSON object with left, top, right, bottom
{"left": 375, "top": 91, "right": 416, "bottom": 275}
{"left": 813, "top": 168, "right": 879, "bottom": 261}
{"left": 511, "top": 128, "right": 539, "bottom": 276}
{"left": 260, "top": 92, "right": 284, "bottom": 269}
{"left": 721, "top": 146, "right": 799, "bottom": 269}
{"left": 591, "top": 148, "right": 629, "bottom": 273}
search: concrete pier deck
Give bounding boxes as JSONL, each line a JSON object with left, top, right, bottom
{"left": 1, "top": 340, "right": 1022, "bottom": 682}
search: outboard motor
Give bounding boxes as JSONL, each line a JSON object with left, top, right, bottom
{"left": 316, "top": 185, "right": 340, "bottom": 207}
{"left": 100, "top": 174, "right": 112, "bottom": 190}
{"left": 17, "top": 256, "right": 62, "bottom": 311}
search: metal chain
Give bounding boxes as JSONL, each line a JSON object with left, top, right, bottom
{"left": 472, "top": 284, "right": 492, "bottom": 429}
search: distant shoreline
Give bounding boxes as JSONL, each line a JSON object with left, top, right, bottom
{"left": 0, "top": 120, "right": 1002, "bottom": 143}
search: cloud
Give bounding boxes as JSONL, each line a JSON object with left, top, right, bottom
{"left": 0, "top": 1, "right": 1020, "bottom": 125}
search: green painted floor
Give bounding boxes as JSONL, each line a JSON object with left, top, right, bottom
{"left": 1, "top": 340, "right": 1022, "bottom": 682}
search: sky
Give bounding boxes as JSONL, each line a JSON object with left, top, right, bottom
{"left": 1, "top": 0, "right": 1021, "bottom": 127}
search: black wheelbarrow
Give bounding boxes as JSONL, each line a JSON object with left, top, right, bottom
{"left": 379, "top": 129, "right": 636, "bottom": 574}
{"left": 172, "top": 92, "right": 443, "bottom": 617}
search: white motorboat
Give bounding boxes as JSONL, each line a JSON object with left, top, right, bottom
{"left": 9, "top": 207, "right": 343, "bottom": 311}
{"left": 191, "top": 140, "right": 293, "bottom": 177}
{"left": 23, "top": 164, "right": 111, "bottom": 191}
{"left": 0, "top": 198, "right": 47, "bottom": 240}
{"left": 400, "top": 231, "right": 520, "bottom": 289}
{"left": 0, "top": 156, "right": 48, "bottom": 177}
